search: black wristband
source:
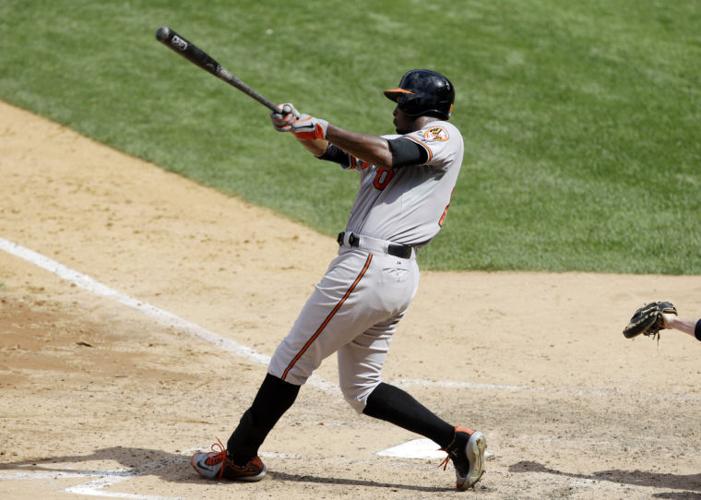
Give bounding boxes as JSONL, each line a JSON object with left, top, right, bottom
{"left": 318, "top": 144, "right": 351, "bottom": 168}
{"left": 695, "top": 319, "right": 701, "bottom": 341}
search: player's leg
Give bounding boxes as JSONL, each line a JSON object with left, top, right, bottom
{"left": 336, "top": 259, "right": 487, "bottom": 489}
{"left": 341, "top": 339, "right": 487, "bottom": 489}
{"left": 337, "top": 318, "right": 454, "bottom": 448}
{"left": 226, "top": 373, "right": 300, "bottom": 466}
{"left": 224, "top": 250, "right": 385, "bottom": 470}
{"left": 268, "top": 249, "right": 392, "bottom": 384}
{"left": 334, "top": 252, "right": 453, "bottom": 442}
{"left": 363, "top": 381, "right": 487, "bottom": 489}
{"left": 191, "top": 371, "right": 296, "bottom": 481}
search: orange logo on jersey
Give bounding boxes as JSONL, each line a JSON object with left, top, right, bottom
{"left": 417, "top": 126, "right": 449, "bottom": 142}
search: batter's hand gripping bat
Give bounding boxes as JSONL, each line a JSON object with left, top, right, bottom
{"left": 155, "top": 26, "right": 282, "bottom": 113}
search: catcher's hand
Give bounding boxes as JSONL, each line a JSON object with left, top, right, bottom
{"left": 623, "top": 301, "right": 677, "bottom": 339}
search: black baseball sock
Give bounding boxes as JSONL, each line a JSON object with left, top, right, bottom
{"left": 227, "top": 373, "right": 300, "bottom": 465}
{"left": 363, "top": 382, "right": 455, "bottom": 448}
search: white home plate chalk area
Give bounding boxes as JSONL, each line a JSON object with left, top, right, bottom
{"left": 378, "top": 439, "right": 495, "bottom": 460}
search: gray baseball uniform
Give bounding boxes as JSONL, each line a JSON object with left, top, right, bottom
{"left": 268, "top": 120, "right": 464, "bottom": 411}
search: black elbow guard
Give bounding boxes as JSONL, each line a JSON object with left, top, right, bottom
{"left": 387, "top": 137, "right": 428, "bottom": 168}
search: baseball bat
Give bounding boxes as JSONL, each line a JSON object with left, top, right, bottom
{"left": 155, "top": 26, "right": 281, "bottom": 113}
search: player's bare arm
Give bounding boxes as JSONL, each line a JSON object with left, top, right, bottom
{"left": 271, "top": 103, "right": 432, "bottom": 168}
{"left": 294, "top": 124, "right": 430, "bottom": 170}
{"left": 662, "top": 313, "right": 701, "bottom": 340}
{"left": 325, "top": 125, "right": 392, "bottom": 168}
{"left": 272, "top": 111, "right": 392, "bottom": 167}
{"left": 294, "top": 137, "right": 329, "bottom": 157}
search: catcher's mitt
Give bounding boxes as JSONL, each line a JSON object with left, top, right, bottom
{"left": 622, "top": 301, "right": 677, "bottom": 339}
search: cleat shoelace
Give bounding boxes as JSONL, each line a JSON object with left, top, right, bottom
{"left": 203, "top": 438, "right": 229, "bottom": 478}
{"left": 438, "top": 448, "right": 460, "bottom": 471}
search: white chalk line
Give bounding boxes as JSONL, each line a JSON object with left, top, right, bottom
{"left": 376, "top": 438, "right": 496, "bottom": 461}
{"left": 64, "top": 474, "right": 177, "bottom": 500}
{"left": 0, "top": 468, "right": 177, "bottom": 500}
{"left": 0, "top": 238, "right": 338, "bottom": 395}
{"left": 392, "top": 378, "right": 701, "bottom": 402}
{"left": 0, "top": 469, "right": 131, "bottom": 480}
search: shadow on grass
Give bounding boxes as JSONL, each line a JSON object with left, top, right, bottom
{"left": 510, "top": 460, "right": 700, "bottom": 498}
{"left": 0, "top": 446, "right": 453, "bottom": 494}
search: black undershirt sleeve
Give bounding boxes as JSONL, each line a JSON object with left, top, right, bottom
{"left": 318, "top": 144, "right": 351, "bottom": 168}
{"left": 387, "top": 137, "right": 429, "bottom": 168}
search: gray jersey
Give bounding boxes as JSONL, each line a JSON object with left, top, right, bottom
{"left": 343, "top": 120, "right": 464, "bottom": 246}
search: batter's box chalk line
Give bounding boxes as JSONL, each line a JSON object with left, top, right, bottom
{"left": 0, "top": 468, "right": 178, "bottom": 500}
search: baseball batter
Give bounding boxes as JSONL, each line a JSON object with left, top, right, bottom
{"left": 191, "top": 69, "right": 487, "bottom": 490}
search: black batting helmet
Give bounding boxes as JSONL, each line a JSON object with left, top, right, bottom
{"left": 384, "top": 69, "right": 455, "bottom": 120}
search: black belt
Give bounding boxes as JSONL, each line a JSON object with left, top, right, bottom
{"left": 337, "top": 232, "right": 413, "bottom": 259}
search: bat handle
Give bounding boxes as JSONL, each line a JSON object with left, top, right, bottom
{"left": 216, "top": 68, "right": 281, "bottom": 113}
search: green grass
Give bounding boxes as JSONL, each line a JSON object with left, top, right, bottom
{"left": 1, "top": 0, "right": 699, "bottom": 273}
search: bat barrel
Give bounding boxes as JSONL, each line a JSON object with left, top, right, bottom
{"left": 155, "top": 26, "right": 171, "bottom": 42}
{"left": 155, "top": 26, "right": 282, "bottom": 113}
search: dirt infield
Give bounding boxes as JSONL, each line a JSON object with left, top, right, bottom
{"left": 1, "top": 101, "right": 699, "bottom": 499}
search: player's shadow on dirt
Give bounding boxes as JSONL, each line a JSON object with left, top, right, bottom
{"left": 510, "top": 461, "right": 701, "bottom": 496}
{"left": 0, "top": 446, "right": 455, "bottom": 493}
{"left": 267, "top": 470, "right": 455, "bottom": 493}
{"left": 0, "top": 447, "right": 192, "bottom": 483}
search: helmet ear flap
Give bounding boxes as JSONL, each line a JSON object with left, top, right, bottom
{"left": 396, "top": 93, "right": 417, "bottom": 114}
{"left": 397, "top": 92, "right": 431, "bottom": 117}
{"left": 390, "top": 89, "right": 421, "bottom": 116}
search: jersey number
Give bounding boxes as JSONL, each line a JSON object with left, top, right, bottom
{"left": 372, "top": 167, "right": 395, "bottom": 190}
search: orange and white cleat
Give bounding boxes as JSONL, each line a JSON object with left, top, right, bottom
{"left": 440, "top": 427, "right": 487, "bottom": 490}
{"left": 191, "top": 439, "right": 267, "bottom": 482}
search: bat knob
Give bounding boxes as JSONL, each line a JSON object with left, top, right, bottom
{"left": 155, "top": 26, "right": 171, "bottom": 42}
